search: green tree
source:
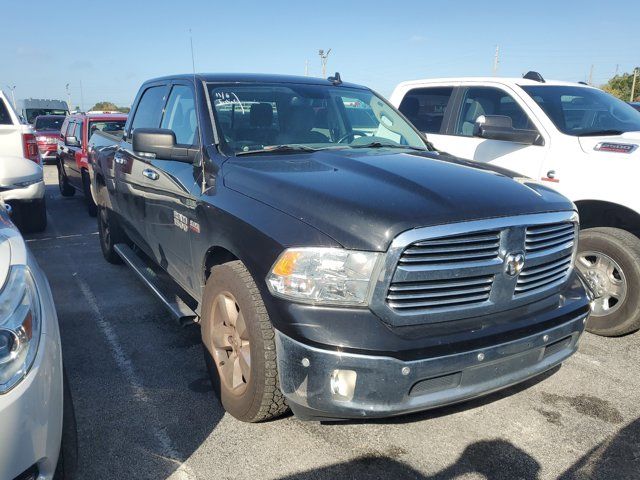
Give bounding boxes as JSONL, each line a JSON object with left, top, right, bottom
{"left": 601, "top": 70, "right": 639, "bottom": 102}
{"left": 89, "top": 101, "right": 127, "bottom": 112}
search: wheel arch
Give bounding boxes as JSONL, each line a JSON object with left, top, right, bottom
{"left": 202, "top": 246, "right": 239, "bottom": 284}
{"left": 575, "top": 200, "right": 640, "bottom": 238}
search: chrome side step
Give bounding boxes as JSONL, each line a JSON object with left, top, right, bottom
{"left": 114, "top": 244, "right": 197, "bottom": 326}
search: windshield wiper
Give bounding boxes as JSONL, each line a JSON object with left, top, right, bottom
{"left": 578, "top": 129, "right": 625, "bottom": 137}
{"left": 347, "top": 142, "right": 428, "bottom": 151}
{"left": 235, "top": 145, "right": 321, "bottom": 156}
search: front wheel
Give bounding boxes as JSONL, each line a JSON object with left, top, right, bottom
{"left": 576, "top": 227, "right": 640, "bottom": 336}
{"left": 201, "top": 260, "right": 288, "bottom": 422}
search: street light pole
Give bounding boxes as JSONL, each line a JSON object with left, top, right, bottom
{"left": 319, "top": 49, "right": 331, "bottom": 78}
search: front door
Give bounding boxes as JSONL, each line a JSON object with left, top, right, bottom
{"left": 421, "top": 85, "right": 549, "bottom": 180}
{"left": 145, "top": 83, "right": 201, "bottom": 293}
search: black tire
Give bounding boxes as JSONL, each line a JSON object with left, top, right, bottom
{"left": 98, "top": 206, "right": 124, "bottom": 264}
{"left": 201, "top": 260, "right": 288, "bottom": 422}
{"left": 58, "top": 166, "right": 75, "bottom": 197}
{"left": 578, "top": 227, "right": 640, "bottom": 336}
{"left": 82, "top": 172, "right": 97, "bottom": 217}
{"left": 54, "top": 370, "right": 78, "bottom": 480}
{"left": 17, "top": 198, "right": 47, "bottom": 234}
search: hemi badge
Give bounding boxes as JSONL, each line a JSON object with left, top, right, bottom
{"left": 594, "top": 142, "right": 638, "bottom": 154}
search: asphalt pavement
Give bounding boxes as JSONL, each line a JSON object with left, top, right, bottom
{"left": 25, "top": 165, "right": 640, "bottom": 479}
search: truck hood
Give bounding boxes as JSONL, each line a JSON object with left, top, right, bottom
{"left": 578, "top": 131, "right": 640, "bottom": 155}
{"left": 222, "top": 149, "right": 574, "bottom": 251}
{"left": 0, "top": 156, "right": 43, "bottom": 188}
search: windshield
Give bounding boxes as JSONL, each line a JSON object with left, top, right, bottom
{"left": 25, "top": 108, "right": 67, "bottom": 124}
{"left": 34, "top": 116, "right": 65, "bottom": 131}
{"left": 208, "top": 83, "right": 427, "bottom": 154}
{"left": 522, "top": 85, "right": 640, "bottom": 136}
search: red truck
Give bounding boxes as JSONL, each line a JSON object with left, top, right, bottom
{"left": 34, "top": 115, "right": 66, "bottom": 164}
{"left": 58, "top": 113, "right": 127, "bottom": 215}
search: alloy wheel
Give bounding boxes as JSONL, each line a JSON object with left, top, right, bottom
{"left": 577, "top": 251, "right": 627, "bottom": 316}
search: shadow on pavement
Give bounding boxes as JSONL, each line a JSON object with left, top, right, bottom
{"left": 278, "top": 439, "right": 541, "bottom": 479}
{"left": 559, "top": 416, "right": 640, "bottom": 479}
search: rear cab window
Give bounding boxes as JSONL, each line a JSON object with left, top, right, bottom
{"left": 399, "top": 87, "right": 454, "bottom": 133}
{"left": 0, "top": 98, "right": 13, "bottom": 125}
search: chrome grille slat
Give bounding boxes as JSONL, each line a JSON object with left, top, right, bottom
{"left": 388, "top": 292, "right": 491, "bottom": 309}
{"left": 516, "top": 249, "right": 573, "bottom": 295}
{"left": 519, "top": 257, "right": 571, "bottom": 278}
{"left": 515, "top": 271, "right": 568, "bottom": 292}
{"left": 388, "top": 276, "right": 492, "bottom": 292}
{"left": 398, "top": 230, "right": 500, "bottom": 266}
{"left": 525, "top": 222, "right": 576, "bottom": 254}
{"left": 387, "top": 284, "right": 492, "bottom": 301}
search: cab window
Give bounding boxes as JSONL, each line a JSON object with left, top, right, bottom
{"left": 161, "top": 85, "right": 198, "bottom": 146}
{"left": 130, "top": 86, "right": 167, "bottom": 135}
{"left": 0, "top": 99, "right": 11, "bottom": 125}
{"left": 456, "top": 87, "right": 535, "bottom": 136}
{"left": 399, "top": 87, "right": 453, "bottom": 133}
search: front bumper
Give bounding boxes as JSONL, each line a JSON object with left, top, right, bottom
{"left": 0, "top": 181, "right": 45, "bottom": 203}
{"left": 0, "top": 257, "right": 64, "bottom": 480}
{"left": 276, "top": 311, "right": 587, "bottom": 420}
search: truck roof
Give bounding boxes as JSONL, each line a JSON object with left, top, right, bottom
{"left": 395, "top": 77, "right": 596, "bottom": 89}
{"left": 145, "top": 73, "right": 369, "bottom": 90}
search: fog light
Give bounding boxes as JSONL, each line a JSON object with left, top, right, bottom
{"left": 330, "top": 369, "right": 357, "bottom": 401}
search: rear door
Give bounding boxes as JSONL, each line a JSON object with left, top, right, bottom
{"left": 427, "top": 85, "right": 549, "bottom": 179}
{"left": 145, "top": 82, "right": 200, "bottom": 290}
{"left": 115, "top": 83, "right": 169, "bottom": 251}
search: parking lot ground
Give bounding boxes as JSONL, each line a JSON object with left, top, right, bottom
{"left": 25, "top": 165, "right": 640, "bottom": 480}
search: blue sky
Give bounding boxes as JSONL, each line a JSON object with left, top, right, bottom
{"left": 3, "top": 0, "right": 638, "bottom": 109}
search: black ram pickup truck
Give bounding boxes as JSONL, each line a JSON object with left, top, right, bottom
{"left": 88, "top": 73, "right": 590, "bottom": 422}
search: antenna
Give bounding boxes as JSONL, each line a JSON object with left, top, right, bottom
{"left": 189, "top": 29, "right": 208, "bottom": 193}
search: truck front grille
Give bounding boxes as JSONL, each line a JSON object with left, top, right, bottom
{"left": 387, "top": 275, "right": 493, "bottom": 311}
{"left": 371, "top": 212, "right": 579, "bottom": 326}
{"left": 399, "top": 231, "right": 500, "bottom": 266}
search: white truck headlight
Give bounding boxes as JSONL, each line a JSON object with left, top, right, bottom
{"left": 0, "top": 265, "right": 41, "bottom": 393}
{"left": 267, "top": 247, "right": 381, "bottom": 306}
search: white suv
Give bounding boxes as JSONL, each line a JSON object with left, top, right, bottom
{"left": 390, "top": 73, "right": 640, "bottom": 337}
{"left": 0, "top": 90, "right": 47, "bottom": 232}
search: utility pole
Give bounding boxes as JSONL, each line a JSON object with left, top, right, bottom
{"left": 588, "top": 64, "right": 594, "bottom": 85}
{"left": 492, "top": 45, "right": 500, "bottom": 75}
{"left": 79, "top": 79, "right": 85, "bottom": 112}
{"left": 615, "top": 64, "right": 619, "bottom": 76}
{"left": 65, "top": 83, "right": 72, "bottom": 112}
{"left": 5, "top": 85, "right": 16, "bottom": 109}
{"left": 319, "top": 49, "right": 331, "bottom": 78}
{"left": 631, "top": 67, "right": 639, "bottom": 102}
{"left": 305, "top": 60, "right": 309, "bottom": 77}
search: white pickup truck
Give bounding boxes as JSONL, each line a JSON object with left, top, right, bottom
{"left": 390, "top": 72, "right": 640, "bottom": 337}
{"left": 0, "top": 90, "right": 47, "bottom": 232}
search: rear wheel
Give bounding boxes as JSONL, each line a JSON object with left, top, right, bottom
{"left": 58, "top": 166, "right": 75, "bottom": 197}
{"left": 82, "top": 172, "right": 97, "bottom": 217}
{"left": 15, "top": 198, "right": 47, "bottom": 233}
{"left": 577, "top": 227, "right": 640, "bottom": 336}
{"left": 98, "top": 206, "right": 124, "bottom": 264}
{"left": 201, "top": 260, "right": 288, "bottom": 422}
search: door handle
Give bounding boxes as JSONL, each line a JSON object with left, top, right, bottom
{"left": 114, "top": 152, "right": 126, "bottom": 165}
{"left": 142, "top": 168, "right": 159, "bottom": 181}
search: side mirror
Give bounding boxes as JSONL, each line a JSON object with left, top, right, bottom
{"left": 65, "top": 136, "right": 80, "bottom": 147}
{"left": 132, "top": 128, "right": 197, "bottom": 163}
{"left": 473, "top": 115, "right": 541, "bottom": 145}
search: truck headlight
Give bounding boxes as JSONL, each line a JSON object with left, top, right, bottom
{"left": 0, "top": 266, "right": 41, "bottom": 394}
{"left": 267, "top": 247, "right": 381, "bottom": 306}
